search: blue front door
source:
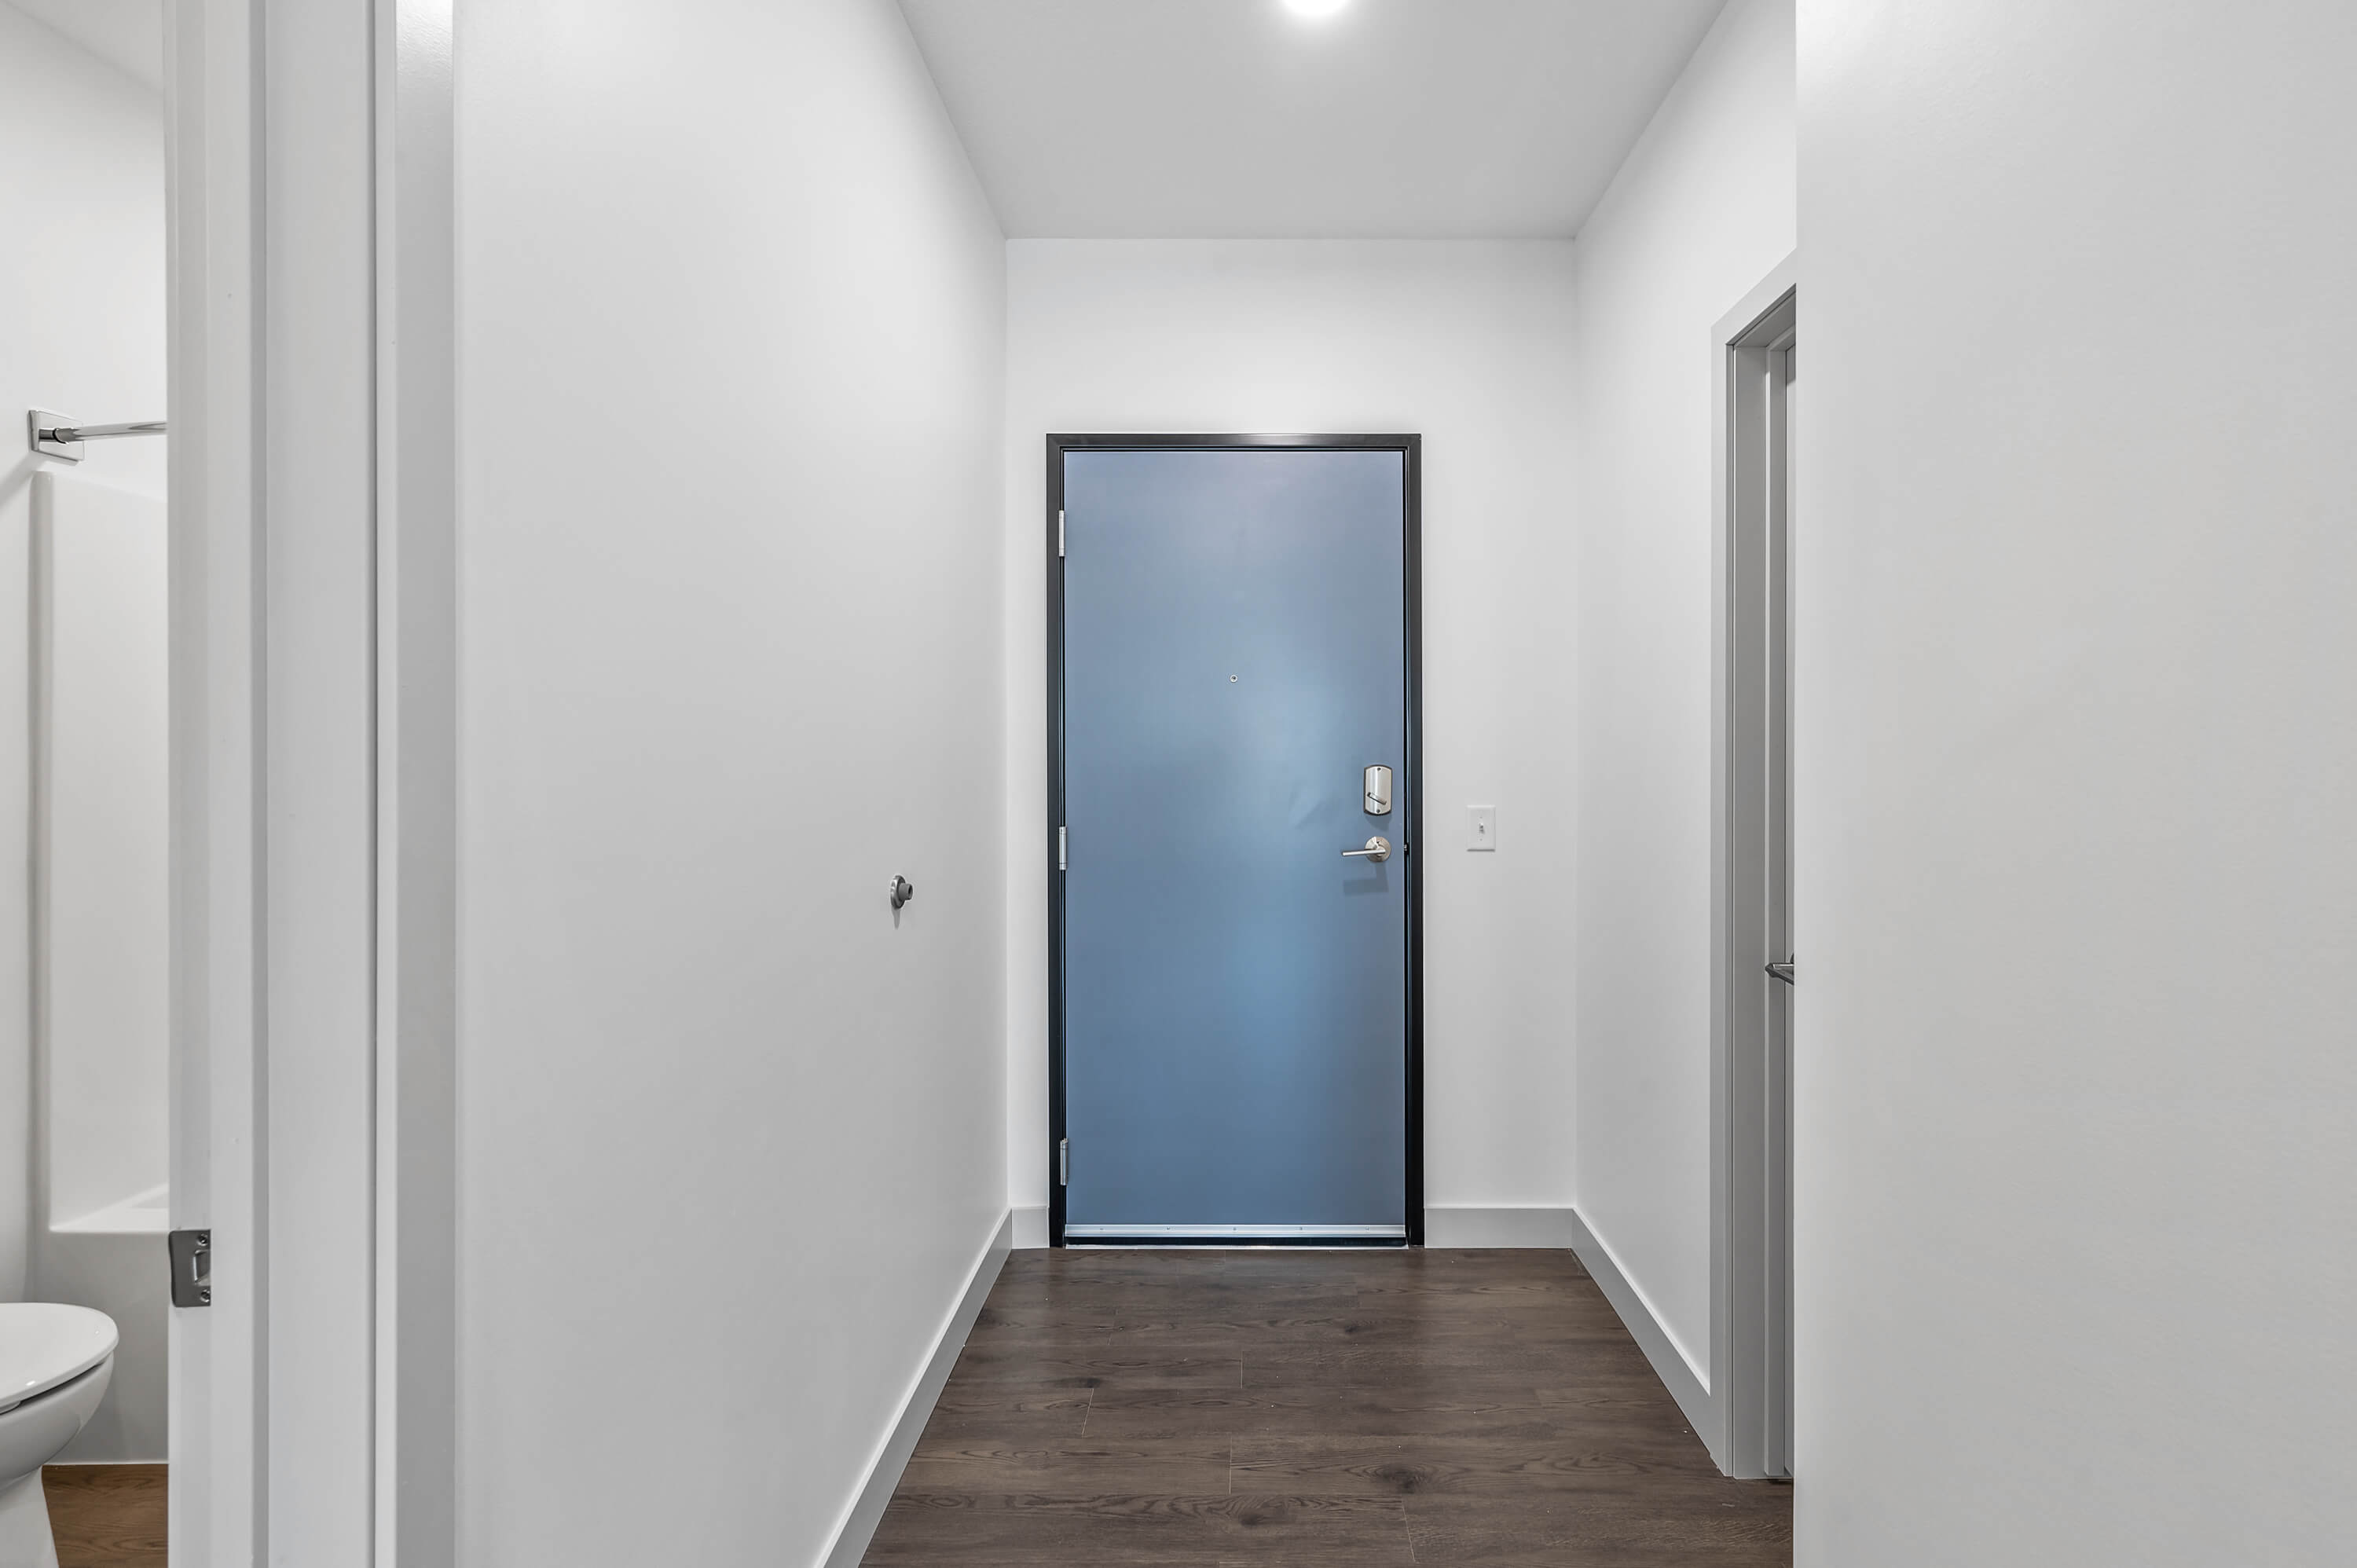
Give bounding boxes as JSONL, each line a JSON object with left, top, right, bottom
{"left": 1058, "top": 445, "right": 1412, "bottom": 1240}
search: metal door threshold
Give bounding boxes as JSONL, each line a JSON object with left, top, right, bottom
{"left": 1064, "top": 1223, "right": 1408, "bottom": 1248}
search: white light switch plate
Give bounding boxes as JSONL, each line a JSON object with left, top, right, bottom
{"left": 1468, "top": 804, "right": 1497, "bottom": 851}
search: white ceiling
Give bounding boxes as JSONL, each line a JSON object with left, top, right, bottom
{"left": 896, "top": 0, "right": 1725, "bottom": 239}
{"left": 8, "top": 0, "right": 162, "bottom": 91}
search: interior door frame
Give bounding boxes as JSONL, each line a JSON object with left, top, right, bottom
{"left": 1044, "top": 434, "right": 1424, "bottom": 1248}
{"left": 164, "top": 2, "right": 460, "bottom": 1560}
{"left": 1710, "top": 261, "right": 1797, "bottom": 1480}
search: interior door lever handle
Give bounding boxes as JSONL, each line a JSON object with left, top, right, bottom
{"left": 1342, "top": 836, "right": 1392, "bottom": 863}
{"left": 1765, "top": 960, "right": 1794, "bottom": 985}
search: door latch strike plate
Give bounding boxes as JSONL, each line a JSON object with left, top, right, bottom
{"left": 168, "top": 1228, "right": 211, "bottom": 1308}
{"left": 1058, "top": 1138, "right": 1069, "bottom": 1187}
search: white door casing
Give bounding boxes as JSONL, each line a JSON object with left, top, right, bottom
{"left": 166, "top": 2, "right": 458, "bottom": 1562}
{"left": 1708, "top": 255, "right": 1797, "bottom": 1481}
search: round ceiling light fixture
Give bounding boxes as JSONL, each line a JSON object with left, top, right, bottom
{"left": 1283, "top": 0, "right": 1352, "bottom": 18}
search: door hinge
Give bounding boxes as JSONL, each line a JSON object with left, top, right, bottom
{"left": 1058, "top": 1138, "right": 1069, "bottom": 1187}
{"left": 167, "top": 1229, "right": 211, "bottom": 1308}
{"left": 1058, "top": 826, "right": 1066, "bottom": 870}
{"left": 1058, "top": 509, "right": 1065, "bottom": 557}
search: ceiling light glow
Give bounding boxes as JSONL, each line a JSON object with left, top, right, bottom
{"left": 1283, "top": 0, "right": 1351, "bottom": 18}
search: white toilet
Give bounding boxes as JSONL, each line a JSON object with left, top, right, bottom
{"left": 0, "top": 1305, "right": 117, "bottom": 1568}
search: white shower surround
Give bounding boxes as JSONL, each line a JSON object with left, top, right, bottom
{"left": 35, "top": 474, "right": 171, "bottom": 1236}
{"left": 31, "top": 473, "right": 170, "bottom": 1464}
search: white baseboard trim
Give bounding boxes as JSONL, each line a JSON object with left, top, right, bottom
{"left": 817, "top": 1208, "right": 1011, "bottom": 1568}
{"left": 1423, "top": 1205, "right": 1715, "bottom": 1447}
{"left": 1011, "top": 1204, "right": 1049, "bottom": 1249}
{"left": 1558, "top": 1207, "right": 1716, "bottom": 1444}
{"left": 1421, "top": 1204, "right": 1582, "bottom": 1248}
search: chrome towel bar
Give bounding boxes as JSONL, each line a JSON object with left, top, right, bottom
{"left": 30, "top": 409, "right": 167, "bottom": 462}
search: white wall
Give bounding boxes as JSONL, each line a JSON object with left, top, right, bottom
{"left": 1003, "top": 240, "right": 1580, "bottom": 1225}
{"left": 1569, "top": 0, "right": 1794, "bottom": 1381}
{"left": 1797, "top": 1, "right": 2357, "bottom": 1562}
{"left": 453, "top": 2, "right": 1006, "bottom": 1563}
{"left": 0, "top": 0, "right": 167, "bottom": 1306}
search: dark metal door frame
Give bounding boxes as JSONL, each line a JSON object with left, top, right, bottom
{"left": 1046, "top": 433, "right": 1424, "bottom": 1247}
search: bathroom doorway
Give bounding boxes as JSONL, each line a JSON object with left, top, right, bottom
{"left": 6, "top": 0, "right": 174, "bottom": 1549}
{"left": 12, "top": 3, "right": 431, "bottom": 1563}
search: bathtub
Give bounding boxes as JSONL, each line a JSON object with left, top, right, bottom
{"left": 36, "top": 1185, "right": 168, "bottom": 1462}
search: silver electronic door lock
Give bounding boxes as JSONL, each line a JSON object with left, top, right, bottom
{"left": 1363, "top": 764, "right": 1393, "bottom": 815}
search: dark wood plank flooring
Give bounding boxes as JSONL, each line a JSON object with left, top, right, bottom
{"left": 45, "top": 1464, "right": 167, "bottom": 1568}
{"left": 864, "top": 1248, "right": 1789, "bottom": 1566}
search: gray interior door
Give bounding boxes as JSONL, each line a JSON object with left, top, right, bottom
{"left": 1058, "top": 445, "right": 1412, "bottom": 1240}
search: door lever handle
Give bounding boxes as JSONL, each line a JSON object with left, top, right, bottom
{"left": 1765, "top": 960, "right": 1794, "bottom": 985}
{"left": 1342, "top": 836, "right": 1392, "bottom": 863}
